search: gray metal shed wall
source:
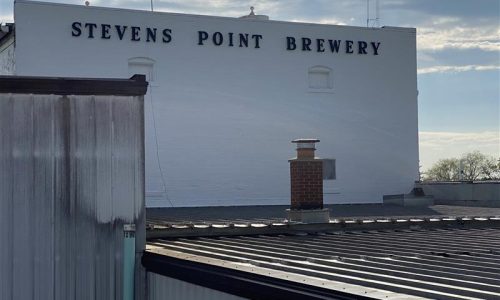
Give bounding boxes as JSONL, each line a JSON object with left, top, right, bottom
{"left": 148, "top": 272, "right": 246, "bottom": 300}
{"left": 0, "top": 93, "right": 145, "bottom": 300}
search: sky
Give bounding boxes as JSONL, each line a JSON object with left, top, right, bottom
{"left": 1, "top": 0, "right": 499, "bottom": 171}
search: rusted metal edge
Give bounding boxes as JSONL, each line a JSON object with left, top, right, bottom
{"left": 0, "top": 74, "right": 148, "bottom": 96}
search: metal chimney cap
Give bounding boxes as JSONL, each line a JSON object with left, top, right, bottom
{"left": 292, "top": 139, "right": 320, "bottom": 143}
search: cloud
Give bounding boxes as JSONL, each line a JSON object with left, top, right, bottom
{"left": 381, "top": 1, "right": 500, "bottom": 63}
{"left": 91, "top": 0, "right": 283, "bottom": 17}
{"left": 420, "top": 131, "right": 500, "bottom": 146}
{"left": 384, "top": 0, "right": 500, "bottom": 19}
{"left": 289, "top": 18, "right": 347, "bottom": 25}
{"left": 419, "top": 131, "right": 500, "bottom": 170}
{"left": 418, "top": 64, "right": 500, "bottom": 74}
{"left": 417, "top": 26, "right": 500, "bottom": 52}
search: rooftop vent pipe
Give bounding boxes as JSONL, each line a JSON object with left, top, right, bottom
{"left": 239, "top": 6, "right": 269, "bottom": 20}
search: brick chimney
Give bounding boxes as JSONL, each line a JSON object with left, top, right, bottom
{"left": 287, "top": 139, "right": 329, "bottom": 223}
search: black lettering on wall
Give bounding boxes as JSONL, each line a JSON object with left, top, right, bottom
{"left": 213, "top": 32, "right": 223, "bottom": 45}
{"left": 162, "top": 29, "right": 172, "bottom": 43}
{"left": 85, "top": 23, "right": 97, "bottom": 38}
{"left": 71, "top": 22, "right": 82, "bottom": 37}
{"left": 131, "top": 26, "right": 141, "bottom": 41}
{"left": 146, "top": 28, "right": 157, "bottom": 42}
{"left": 302, "top": 38, "right": 312, "bottom": 51}
{"left": 286, "top": 37, "right": 296, "bottom": 50}
{"left": 328, "top": 40, "right": 341, "bottom": 53}
{"left": 239, "top": 33, "right": 249, "bottom": 47}
{"left": 101, "top": 24, "right": 111, "bottom": 39}
{"left": 115, "top": 25, "right": 128, "bottom": 40}
{"left": 198, "top": 31, "right": 208, "bottom": 45}
{"left": 345, "top": 40, "right": 354, "bottom": 53}
{"left": 69, "top": 21, "right": 383, "bottom": 55}
{"left": 317, "top": 39, "right": 325, "bottom": 52}
{"left": 358, "top": 41, "right": 367, "bottom": 54}
{"left": 371, "top": 42, "right": 381, "bottom": 55}
{"left": 252, "top": 34, "right": 262, "bottom": 48}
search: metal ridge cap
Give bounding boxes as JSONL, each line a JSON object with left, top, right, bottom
{"left": 146, "top": 217, "right": 500, "bottom": 240}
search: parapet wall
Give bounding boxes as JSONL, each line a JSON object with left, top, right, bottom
{"left": 417, "top": 182, "right": 500, "bottom": 208}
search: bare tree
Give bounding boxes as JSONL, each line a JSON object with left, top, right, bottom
{"left": 481, "top": 156, "right": 500, "bottom": 180}
{"left": 425, "top": 158, "right": 459, "bottom": 181}
{"left": 424, "top": 151, "right": 500, "bottom": 181}
{"left": 460, "top": 151, "right": 486, "bottom": 180}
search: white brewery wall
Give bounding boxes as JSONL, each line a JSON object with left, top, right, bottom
{"left": 14, "top": 1, "right": 418, "bottom": 207}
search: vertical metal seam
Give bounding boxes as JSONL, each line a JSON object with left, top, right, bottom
{"left": 111, "top": 96, "right": 116, "bottom": 300}
{"left": 92, "top": 95, "right": 98, "bottom": 300}
{"left": 8, "top": 93, "right": 14, "bottom": 300}
{"left": 30, "top": 94, "right": 35, "bottom": 300}
{"left": 70, "top": 95, "right": 77, "bottom": 300}
{"left": 51, "top": 95, "right": 57, "bottom": 300}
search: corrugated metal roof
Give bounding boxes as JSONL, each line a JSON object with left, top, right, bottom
{"left": 147, "top": 226, "right": 500, "bottom": 299}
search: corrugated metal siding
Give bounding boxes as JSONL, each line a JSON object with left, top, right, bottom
{"left": 148, "top": 272, "right": 246, "bottom": 300}
{"left": 0, "top": 93, "right": 145, "bottom": 300}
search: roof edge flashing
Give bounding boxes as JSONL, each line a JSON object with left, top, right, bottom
{"left": 0, "top": 74, "right": 148, "bottom": 96}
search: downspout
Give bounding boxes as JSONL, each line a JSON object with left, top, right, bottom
{"left": 123, "top": 224, "right": 136, "bottom": 300}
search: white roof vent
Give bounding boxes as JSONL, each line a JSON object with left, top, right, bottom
{"left": 239, "top": 6, "right": 269, "bottom": 20}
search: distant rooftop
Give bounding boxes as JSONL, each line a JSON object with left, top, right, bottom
{"left": 147, "top": 204, "right": 500, "bottom": 225}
